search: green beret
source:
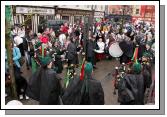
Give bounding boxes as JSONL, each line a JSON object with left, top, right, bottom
{"left": 143, "top": 51, "right": 152, "bottom": 58}
{"left": 146, "top": 41, "right": 152, "bottom": 47}
{"left": 35, "top": 41, "right": 42, "bottom": 49}
{"left": 41, "top": 56, "right": 52, "bottom": 66}
{"left": 84, "top": 62, "right": 93, "bottom": 75}
{"left": 133, "top": 62, "right": 142, "bottom": 74}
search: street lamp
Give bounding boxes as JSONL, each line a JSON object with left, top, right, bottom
{"left": 119, "top": 5, "right": 125, "bottom": 32}
{"left": 90, "top": 5, "right": 95, "bottom": 37}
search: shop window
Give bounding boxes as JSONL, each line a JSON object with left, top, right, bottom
{"left": 112, "top": 8, "right": 116, "bottom": 14}
{"left": 23, "top": 15, "right": 32, "bottom": 29}
{"left": 135, "top": 9, "right": 139, "bottom": 15}
{"left": 101, "top": 6, "right": 103, "bottom": 10}
{"left": 62, "top": 16, "right": 69, "bottom": 21}
{"left": 145, "top": 13, "right": 151, "bottom": 17}
{"left": 47, "top": 15, "right": 55, "bottom": 20}
{"left": 95, "top": 5, "right": 97, "bottom": 9}
{"left": 74, "top": 16, "right": 82, "bottom": 24}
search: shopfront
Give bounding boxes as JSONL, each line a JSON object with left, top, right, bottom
{"left": 13, "top": 6, "right": 55, "bottom": 33}
{"left": 57, "top": 8, "right": 92, "bottom": 25}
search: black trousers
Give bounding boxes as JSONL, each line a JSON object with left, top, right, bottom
{"left": 87, "top": 56, "right": 96, "bottom": 66}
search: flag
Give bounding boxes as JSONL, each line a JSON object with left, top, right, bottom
{"left": 80, "top": 58, "right": 86, "bottom": 80}
{"left": 131, "top": 46, "right": 139, "bottom": 63}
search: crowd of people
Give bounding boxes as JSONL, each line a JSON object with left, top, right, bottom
{"left": 5, "top": 18, "right": 155, "bottom": 105}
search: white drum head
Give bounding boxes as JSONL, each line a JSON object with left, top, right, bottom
{"left": 109, "top": 42, "right": 123, "bottom": 57}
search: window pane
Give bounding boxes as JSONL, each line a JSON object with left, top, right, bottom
{"left": 62, "top": 16, "right": 69, "bottom": 21}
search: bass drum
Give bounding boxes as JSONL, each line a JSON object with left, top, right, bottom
{"left": 109, "top": 42, "right": 123, "bottom": 57}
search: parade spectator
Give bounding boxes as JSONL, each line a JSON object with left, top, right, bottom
{"left": 86, "top": 36, "right": 97, "bottom": 69}
{"left": 13, "top": 34, "right": 24, "bottom": 56}
{"left": 65, "top": 38, "right": 78, "bottom": 66}
{"left": 12, "top": 43, "right": 21, "bottom": 73}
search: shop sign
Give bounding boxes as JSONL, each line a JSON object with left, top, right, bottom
{"left": 94, "top": 12, "right": 104, "bottom": 18}
{"left": 16, "top": 7, "right": 55, "bottom": 15}
{"left": 58, "top": 9, "right": 91, "bottom": 16}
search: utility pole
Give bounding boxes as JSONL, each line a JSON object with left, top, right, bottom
{"left": 121, "top": 5, "right": 125, "bottom": 32}
{"left": 5, "top": 5, "right": 17, "bottom": 99}
{"left": 90, "top": 5, "right": 95, "bottom": 37}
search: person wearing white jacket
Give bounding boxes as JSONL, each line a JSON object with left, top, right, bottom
{"left": 14, "top": 35, "right": 24, "bottom": 56}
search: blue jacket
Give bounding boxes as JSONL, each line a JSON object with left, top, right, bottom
{"left": 13, "top": 47, "right": 21, "bottom": 68}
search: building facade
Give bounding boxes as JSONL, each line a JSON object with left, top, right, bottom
{"left": 56, "top": 5, "right": 105, "bottom": 25}
{"left": 11, "top": 5, "right": 106, "bottom": 33}
{"left": 12, "top": 5, "right": 56, "bottom": 33}
{"left": 108, "top": 5, "right": 133, "bottom": 15}
{"left": 132, "top": 5, "right": 155, "bottom": 23}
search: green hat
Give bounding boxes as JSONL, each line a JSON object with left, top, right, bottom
{"left": 143, "top": 51, "right": 152, "bottom": 58}
{"left": 84, "top": 62, "right": 93, "bottom": 75}
{"left": 146, "top": 41, "right": 152, "bottom": 47}
{"left": 35, "top": 41, "right": 42, "bottom": 49}
{"left": 41, "top": 56, "right": 52, "bottom": 66}
{"left": 133, "top": 62, "right": 142, "bottom": 74}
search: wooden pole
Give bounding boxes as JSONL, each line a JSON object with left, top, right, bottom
{"left": 5, "top": 5, "right": 17, "bottom": 99}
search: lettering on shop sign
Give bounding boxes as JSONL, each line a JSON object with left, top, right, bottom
{"left": 16, "top": 7, "right": 55, "bottom": 15}
{"left": 58, "top": 10, "right": 91, "bottom": 16}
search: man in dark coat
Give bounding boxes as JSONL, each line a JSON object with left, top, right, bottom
{"left": 62, "top": 76, "right": 83, "bottom": 105}
{"left": 80, "top": 62, "right": 104, "bottom": 105}
{"left": 86, "top": 37, "right": 97, "bottom": 68}
{"left": 26, "top": 56, "right": 63, "bottom": 105}
{"left": 62, "top": 62, "right": 104, "bottom": 105}
{"left": 66, "top": 39, "right": 78, "bottom": 66}
{"left": 118, "top": 62, "right": 145, "bottom": 105}
{"left": 119, "top": 39, "right": 134, "bottom": 64}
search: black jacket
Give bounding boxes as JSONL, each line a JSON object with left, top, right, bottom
{"left": 118, "top": 74, "right": 145, "bottom": 105}
{"left": 66, "top": 43, "right": 77, "bottom": 64}
{"left": 62, "top": 76, "right": 104, "bottom": 105}
{"left": 119, "top": 40, "right": 134, "bottom": 58}
{"left": 86, "top": 40, "right": 96, "bottom": 58}
{"left": 26, "top": 68, "right": 63, "bottom": 105}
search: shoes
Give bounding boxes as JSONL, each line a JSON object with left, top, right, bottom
{"left": 19, "top": 95, "right": 23, "bottom": 100}
{"left": 25, "top": 95, "right": 29, "bottom": 100}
